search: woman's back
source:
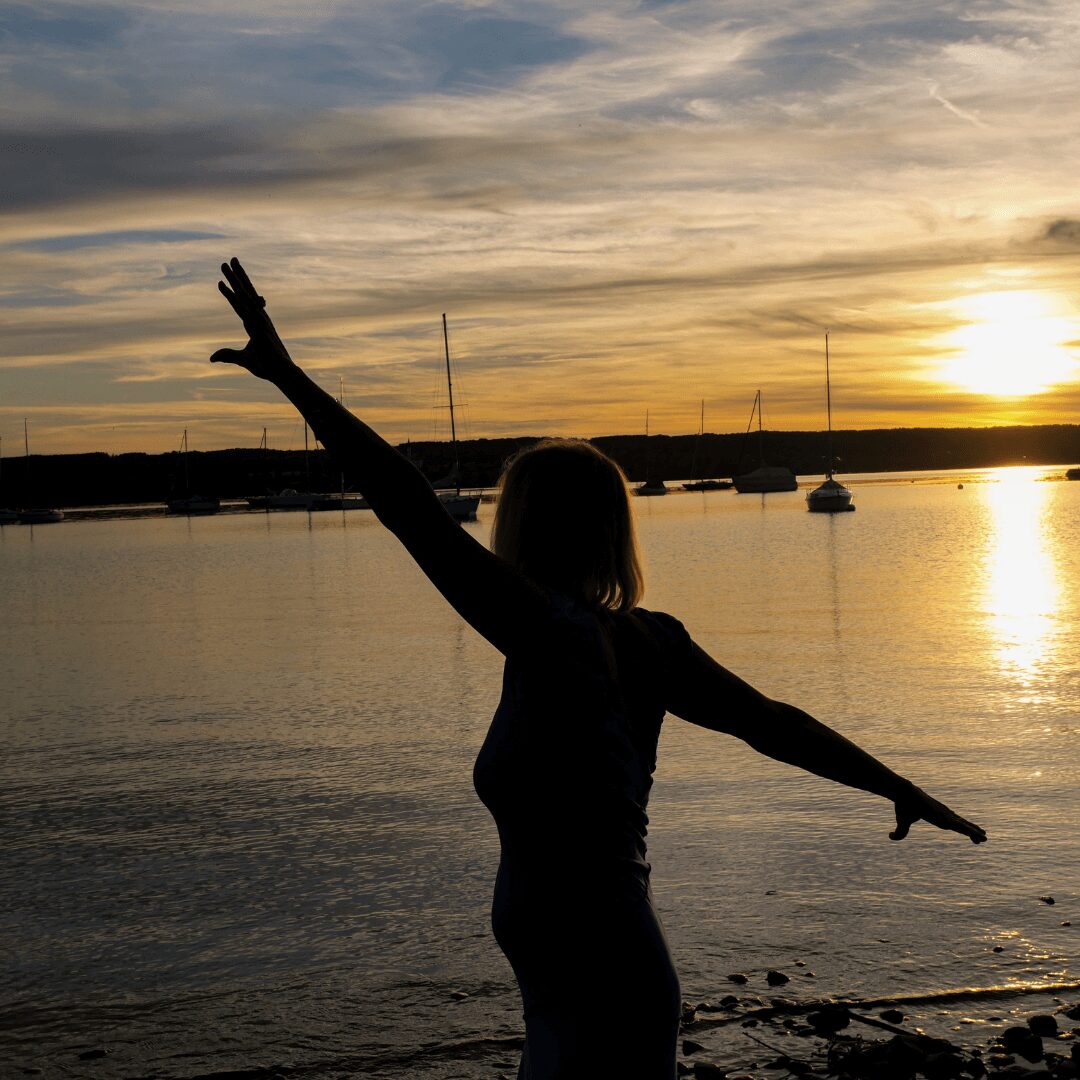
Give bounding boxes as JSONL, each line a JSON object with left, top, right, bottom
{"left": 473, "top": 597, "right": 691, "bottom": 889}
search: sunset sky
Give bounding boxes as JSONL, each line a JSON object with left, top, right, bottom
{"left": 3, "top": 0, "right": 1080, "bottom": 455}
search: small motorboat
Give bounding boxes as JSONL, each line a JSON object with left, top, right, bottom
{"left": 19, "top": 508, "right": 65, "bottom": 524}
{"left": 167, "top": 495, "right": 220, "bottom": 515}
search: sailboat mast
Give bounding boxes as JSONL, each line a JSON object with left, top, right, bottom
{"left": 825, "top": 332, "right": 834, "bottom": 479}
{"left": 645, "top": 409, "right": 651, "bottom": 482}
{"left": 303, "top": 422, "right": 310, "bottom": 490}
{"left": 756, "top": 390, "right": 764, "bottom": 466}
{"left": 442, "top": 314, "right": 458, "bottom": 447}
{"left": 442, "top": 313, "right": 460, "bottom": 494}
{"left": 182, "top": 428, "right": 189, "bottom": 493}
{"left": 689, "top": 400, "right": 703, "bottom": 481}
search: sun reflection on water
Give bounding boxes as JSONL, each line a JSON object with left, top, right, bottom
{"left": 982, "top": 472, "right": 1060, "bottom": 688}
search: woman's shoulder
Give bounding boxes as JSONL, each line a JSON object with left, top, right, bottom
{"left": 544, "top": 594, "right": 694, "bottom": 655}
{"left": 621, "top": 606, "right": 695, "bottom": 656}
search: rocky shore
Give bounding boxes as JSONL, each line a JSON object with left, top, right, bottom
{"left": 610, "top": 966, "right": 1080, "bottom": 1080}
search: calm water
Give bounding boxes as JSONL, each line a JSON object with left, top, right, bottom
{"left": 3, "top": 466, "right": 1079, "bottom": 1078}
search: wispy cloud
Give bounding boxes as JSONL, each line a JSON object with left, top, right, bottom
{"left": 928, "top": 83, "right": 988, "bottom": 129}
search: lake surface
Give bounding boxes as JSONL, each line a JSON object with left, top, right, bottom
{"left": 3, "top": 466, "right": 1079, "bottom": 1078}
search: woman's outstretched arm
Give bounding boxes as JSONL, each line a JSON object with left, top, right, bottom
{"left": 667, "top": 641, "right": 987, "bottom": 845}
{"left": 211, "top": 258, "right": 549, "bottom": 655}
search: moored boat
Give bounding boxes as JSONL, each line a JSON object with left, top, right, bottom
{"left": 434, "top": 314, "right": 478, "bottom": 522}
{"left": 633, "top": 410, "right": 668, "bottom": 497}
{"left": 806, "top": 333, "right": 854, "bottom": 513}
{"left": 167, "top": 494, "right": 220, "bottom": 515}
{"left": 246, "top": 427, "right": 319, "bottom": 510}
{"left": 15, "top": 423, "right": 65, "bottom": 522}
{"left": 311, "top": 494, "right": 370, "bottom": 511}
{"left": 0, "top": 436, "right": 17, "bottom": 522}
{"left": 682, "top": 479, "right": 732, "bottom": 491}
{"left": 681, "top": 401, "right": 731, "bottom": 491}
{"left": 167, "top": 430, "right": 220, "bottom": 515}
{"left": 439, "top": 491, "right": 481, "bottom": 519}
{"left": 248, "top": 489, "right": 317, "bottom": 511}
{"left": 806, "top": 476, "right": 854, "bottom": 512}
{"left": 18, "top": 507, "right": 64, "bottom": 524}
{"left": 733, "top": 464, "right": 798, "bottom": 493}
{"left": 732, "top": 391, "right": 797, "bottom": 493}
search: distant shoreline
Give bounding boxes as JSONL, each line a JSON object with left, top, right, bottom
{"left": 3, "top": 423, "right": 1079, "bottom": 509}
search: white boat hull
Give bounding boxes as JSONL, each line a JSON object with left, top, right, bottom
{"left": 19, "top": 508, "right": 65, "bottom": 524}
{"left": 806, "top": 478, "right": 854, "bottom": 512}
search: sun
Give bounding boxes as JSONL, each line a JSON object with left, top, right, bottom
{"left": 937, "top": 290, "right": 1079, "bottom": 397}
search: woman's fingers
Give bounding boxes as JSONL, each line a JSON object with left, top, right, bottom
{"left": 889, "top": 806, "right": 914, "bottom": 842}
{"left": 221, "top": 258, "right": 265, "bottom": 309}
{"left": 218, "top": 280, "right": 245, "bottom": 317}
{"left": 219, "top": 264, "right": 275, "bottom": 347}
{"left": 890, "top": 794, "right": 987, "bottom": 844}
{"left": 949, "top": 814, "right": 987, "bottom": 844}
{"left": 230, "top": 257, "right": 262, "bottom": 302}
{"left": 213, "top": 261, "right": 289, "bottom": 379}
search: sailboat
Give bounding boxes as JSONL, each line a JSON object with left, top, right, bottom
{"left": 436, "top": 314, "right": 480, "bottom": 522}
{"left": 167, "top": 429, "right": 220, "bottom": 514}
{"left": 682, "top": 400, "right": 732, "bottom": 491}
{"left": 17, "top": 419, "right": 64, "bottom": 523}
{"left": 806, "top": 333, "right": 854, "bottom": 513}
{"left": 0, "top": 436, "right": 19, "bottom": 524}
{"left": 307, "top": 394, "right": 371, "bottom": 512}
{"left": 633, "top": 410, "right": 668, "bottom": 496}
{"left": 732, "top": 391, "right": 798, "bottom": 493}
{"left": 247, "top": 425, "right": 321, "bottom": 510}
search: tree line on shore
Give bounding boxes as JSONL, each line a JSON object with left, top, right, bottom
{"left": 3, "top": 423, "right": 1079, "bottom": 509}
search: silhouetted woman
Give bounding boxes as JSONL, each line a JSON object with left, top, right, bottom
{"left": 212, "top": 258, "right": 986, "bottom": 1080}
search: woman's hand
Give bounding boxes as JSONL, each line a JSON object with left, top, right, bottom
{"left": 211, "top": 258, "right": 295, "bottom": 382}
{"left": 891, "top": 785, "right": 987, "bottom": 844}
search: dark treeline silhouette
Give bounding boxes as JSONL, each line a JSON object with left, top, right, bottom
{"left": 3, "top": 423, "right": 1078, "bottom": 508}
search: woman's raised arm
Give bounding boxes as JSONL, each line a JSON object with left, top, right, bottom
{"left": 211, "top": 258, "right": 549, "bottom": 655}
{"left": 667, "top": 641, "right": 987, "bottom": 845}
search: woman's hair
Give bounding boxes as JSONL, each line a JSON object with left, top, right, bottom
{"left": 491, "top": 438, "right": 644, "bottom": 612}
